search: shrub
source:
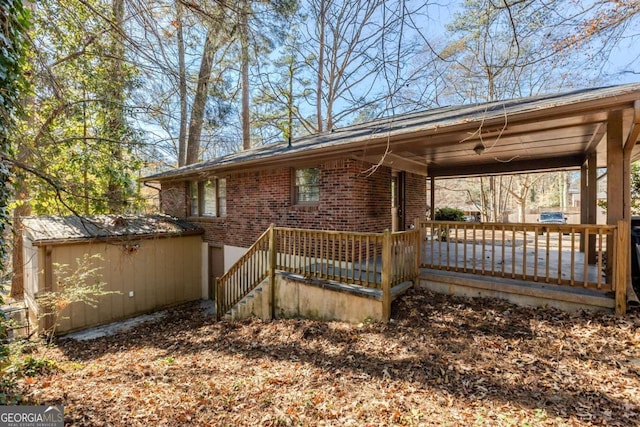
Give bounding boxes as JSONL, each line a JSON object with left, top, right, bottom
{"left": 435, "top": 207, "right": 466, "bottom": 221}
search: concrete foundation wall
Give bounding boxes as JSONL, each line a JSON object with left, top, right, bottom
{"left": 420, "top": 271, "right": 615, "bottom": 313}
{"left": 274, "top": 275, "right": 383, "bottom": 322}
{"left": 229, "top": 274, "right": 384, "bottom": 323}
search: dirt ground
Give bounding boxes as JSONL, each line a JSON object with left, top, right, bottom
{"left": 17, "top": 288, "right": 640, "bottom": 426}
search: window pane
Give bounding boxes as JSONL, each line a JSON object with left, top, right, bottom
{"left": 295, "top": 168, "right": 320, "bottom": 203}
{"left": 202, "top": 180, "right": 217, "bottom": 216}
{"left": 190, "top": 181, "right": 199, "bottom": 216}
{"left": 218, "top": 179, "right": 227, "bottom": 217}
{"left": 298, "top": 186, "right": 319, "bottom": 202}
{"left": 296, "top": 168, "right": 319, "bottom": 186}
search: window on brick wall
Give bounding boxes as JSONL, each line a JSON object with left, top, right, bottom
{"left": 294, "top": 168, "right": 320, "bottom": 204}
{"left": 189, "top": 178, "right": 227, "bottom": 217}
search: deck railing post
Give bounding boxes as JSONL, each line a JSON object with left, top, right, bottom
{"left": 269, "top": 224, "right": 277, "bottom": 320}
{"left": 382, "top": 229, "right": 392, "bottom": 321}
{"left": 614, "top": 220, "right": 629, "bottom": 316}
{"left": 414, "top": 217, "right": 423, "bottom": 270}
{"left": 215, "top": 277, "right": 222, "bottom": 321}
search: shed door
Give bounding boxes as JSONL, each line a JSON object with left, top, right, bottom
{"left": 209, "top": 245, "right": 225, "bottom": 300}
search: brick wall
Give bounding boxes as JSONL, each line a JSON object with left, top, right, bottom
{"left": 404, "top": 172, "right": 428, "bottom": 227}
{"left": 222, "top": 159, "right": 393, "bottom": 247}
{"left": 160, "top": 182, "right": 187, "bottom": 218}
{"left": 159, "top": 159, "right": 426, "bottom": 248}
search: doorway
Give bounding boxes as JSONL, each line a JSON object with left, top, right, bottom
{"left": 208, "top": 245, "right": 224, "bottom": 300}
{"left": 391, "top": 171, "right": 406, "bottom": 232}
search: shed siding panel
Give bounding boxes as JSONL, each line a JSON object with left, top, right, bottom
{"left": 46, "top": 236, "right": 201, "bottom": 334}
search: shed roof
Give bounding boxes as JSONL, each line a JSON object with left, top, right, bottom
{"left": 21, "top": 215, "right": 203, "bottom": 245}
{"left": 143, "top": 83, "right": 640, "bottom": 181}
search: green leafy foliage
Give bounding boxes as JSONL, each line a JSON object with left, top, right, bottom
{"left": 0, "top": 0, "right": 29, "bottom": 404}
{"left": 435, "top": 207, "right": 466, "bottom": 221}
{"left": 1, "top": 0, "right": 29, "bottom": 270}
{"left": 14, "top": 0, "right": 143, "bottom": 216}
{"left": 0, "top": 340, "right": 58, "bottom": 405}
{"left": 19, "top": 355, "right": 57, "bottom": 377}
{"left": 37, "top": 254, "right": 119, "bottom": 341}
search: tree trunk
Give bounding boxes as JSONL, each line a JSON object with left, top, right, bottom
{"left": 106, "top": 0, "right": 126, "bottom": 213}
{"left": 10, "top": 173, "right": 31, "bottom": 299}
{"left": 315, "top": 0, "right": 326, "bottom": 133}
{"left": 176, "top": 0, "right": 188, "bottom": 166}
{"left": 287, "top": 56, "right": 294, "bottom": 142}
{"left": 186, "top": 28, "right": 216, "bottom": 165}
{"left": 240, "top": 0, "right": 251, "bottom": 150}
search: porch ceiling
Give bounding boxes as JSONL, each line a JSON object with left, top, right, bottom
{"left": 355, "top": 101, "right": 639, "bottom": 178}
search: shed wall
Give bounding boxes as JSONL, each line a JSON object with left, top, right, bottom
{"left": 33, "top": 235, "right": 202, "bottom": 334}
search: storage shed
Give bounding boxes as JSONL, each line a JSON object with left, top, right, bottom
{"left": 20, "top": 215, "right": 204, "bottom": 334}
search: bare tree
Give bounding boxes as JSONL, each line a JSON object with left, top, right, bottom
{"left": 304, "top": 0, "right": 425, "bottom": 132}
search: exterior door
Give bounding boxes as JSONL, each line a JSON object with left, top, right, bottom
{"left": 209, "top": 245, "right": 224, "bottom": 300}
{"left": 391, "top": 172, "right": 406, "bottom": 231}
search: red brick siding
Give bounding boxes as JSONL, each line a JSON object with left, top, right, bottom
{"left": 404, "top": 173, "right": 427, "bottom": 227}
{"left": 222, "top": 160, "right": 391, "bottom": 247}
{"left": 159, "top": 159, "right": 426, "bottom": 248}
{"left": 188, "top": 218, "right": 228, "bottom": 246}
{"left": 160, "top": 182, "right": 187, "bottom": 218}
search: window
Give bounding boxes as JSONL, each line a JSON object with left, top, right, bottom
{"left": 294, "top": 168, "right": 320, "bottom": 204}
{"left": 190, "top": 181, "right": 199, "bottom": 216}
{"left": 189, "top": 178, "right": 227, "bottom": 217}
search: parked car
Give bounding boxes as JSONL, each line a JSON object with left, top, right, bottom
{"left": 538, "top": 212, "right": 567, "bottom": 234}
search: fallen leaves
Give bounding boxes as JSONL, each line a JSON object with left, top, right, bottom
{"left": 15, "top": 288, "right": 640, "bottom": 426}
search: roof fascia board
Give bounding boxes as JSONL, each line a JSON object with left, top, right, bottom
{"left": 429, "top": 154, "right": 584, "bottom": 178}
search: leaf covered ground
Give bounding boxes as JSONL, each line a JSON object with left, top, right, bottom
{"left": 17, "top": 288, "right": 640, "bottom": 426}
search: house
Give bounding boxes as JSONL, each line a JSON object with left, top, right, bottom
{"left": 20, "top": 215, "right": 205, "bottom": 334}
{"left": 143, "top": 83, "right": 640, "bottom": 319}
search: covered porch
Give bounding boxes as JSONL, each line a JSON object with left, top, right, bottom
{"left": 215, "top": 84, "right": 640, "bottom": 320}
{"left": 361, "top": 85, "right": 640, "bottom": 315}
{"left": 418, "top": 220, "right": 626, "bottom": 313}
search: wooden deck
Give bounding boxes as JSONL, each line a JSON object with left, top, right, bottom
{"left": 217, "top": 221, "right": 629, "bottom": 321}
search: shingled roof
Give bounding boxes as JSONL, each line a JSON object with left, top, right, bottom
{"left": 21, "top": 215, "right": 203, "bottom": 245}
{"left": 142, "top": 82, "right": 640, "bottom": 181}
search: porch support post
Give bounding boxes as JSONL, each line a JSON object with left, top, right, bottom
{"left": 414, "top": 217, "right": 423, "bottom": 280}
{"left": 381, "top": 229, "right": 392, "bottom": 321}
{"left": 580, "top": 161, "right": 587, "bottom": 252}
{"left": 607, "top": 110, "right": 628, "bottom": 314}
{"left": 429, "top": 176, "right": 435, "bottom": 221}
{"left": 412, "top": 221, "right": 421, "bottom": 284}
{"left": 615, "top": 220, "right": 629, "bottom": 316}
{"left": 215, "top": 278, "right": 221, "bottom": 321}
{"left": 580, "top": 152, "right": 597, "bottom": 263}
{"left": 268, "top": 224, "right": 277, "bottom": 320}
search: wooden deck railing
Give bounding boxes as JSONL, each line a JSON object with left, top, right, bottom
{"left": 216, "top": 225, "right": 420, "bottom": 320}
{"left": 216, "top": 221, "right": 629, "bottom": 319}
{"left": 216, "top": 227, "right": 271, "bottom": 320}
{"left": 274, "top": 228, "right": 418, "bottom": 288}
{"left": 418, "top": 220, "right": 618, "bottom": 290}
